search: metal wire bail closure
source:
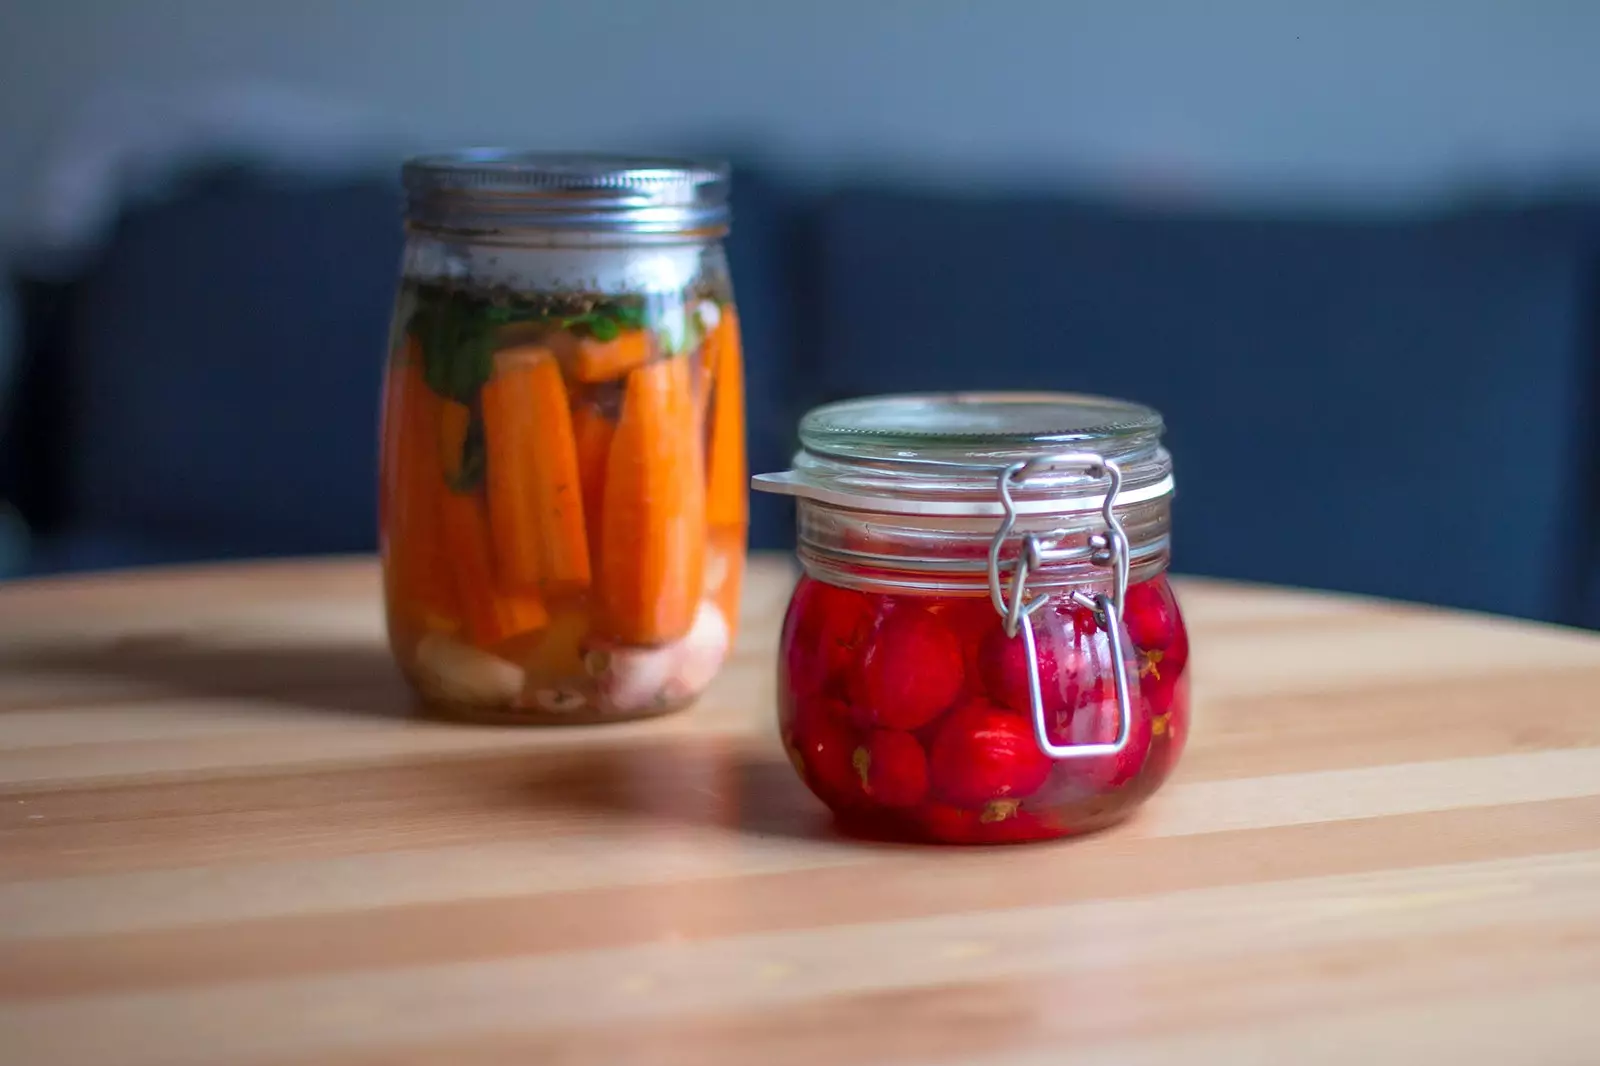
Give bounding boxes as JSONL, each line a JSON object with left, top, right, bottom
{"left": 986, "top": 454, "right": 1134, "bottom": 759}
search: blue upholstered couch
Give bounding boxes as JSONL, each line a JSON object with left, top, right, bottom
{"left": 5, "top": 163, "right": 1598, "bottom": 629}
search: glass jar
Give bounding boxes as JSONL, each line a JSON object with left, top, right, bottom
{"left": 380, "top": 152, "right": 746, "bottom": 723}
{"left": 754, "top": 393, "right": 1188, "bottom": 844}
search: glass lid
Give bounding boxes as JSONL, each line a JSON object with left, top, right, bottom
{"left": 800, "top": 392, "right": 1162, "bottom": 462}
{"left": 756, "top": 391, "right": 1173, "bottom": 517}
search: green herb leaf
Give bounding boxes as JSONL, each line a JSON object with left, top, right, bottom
{"left": 586, "top": 315, "right": 621, "bottom": 342}
{"left": 448, "top": 414, "right": 487, "bottom": 493}
{"left": 612, "top": 303, "right": 648, "bottom": 331}
{"left": 408, "top": 293, "right": 498, "bottom": 405}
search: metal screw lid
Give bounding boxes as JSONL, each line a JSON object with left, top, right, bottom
{"left": 401, "top": 150, "right": 731, "bottom": 236}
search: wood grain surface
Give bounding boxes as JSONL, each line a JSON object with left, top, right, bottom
{"left": 3, "top": 554, "right": 1600, "bottom": 1065}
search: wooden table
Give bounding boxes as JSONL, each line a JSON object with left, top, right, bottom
{"left": 3, "top": 555, "right": 1600, "bottom": 1065}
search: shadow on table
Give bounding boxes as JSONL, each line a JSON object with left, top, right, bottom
{"left": 9, "top": 630, "right": 913, "bottom": 847}
{"left": 7, "top": 633, "right": 419, "bottom": 720}
{"left": 516, "top": 733, "right": 881, "bottom": 846}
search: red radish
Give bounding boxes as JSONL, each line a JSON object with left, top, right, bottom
{"left": 917, "top": 802, "right": 982, "bottom": 844}
{"left": 780, "top": 581, "right": 822, "bottom": 700}
{"left": 918, "top": 798, "right": 1052, "bottom": 844}
{"left": 932, "top": 597, "right": 999, "bottom": 698}
{"left": 848, "top": 605, "right": 964, "bottom": 731}
{"left": 1064, "top": 692, "right": 1153, "bottom": 789}
{"left": 1123, "top": 578, "right": 1177, "bottom": 651}
{"left": 1138, "top": 612, "right": 1189, "bottom": 717}
{"left": 972, "top": 799, "right": 1051, "bottom": 843}
{"left": 853, "top": 730, "right": 930, "bottom": 807}
{"left": 978, "top": 607, "right": 1067, "bottom": 716}
{"left": 929, "top": 701, "right": 1052, "bottom": 808}
{"left": 791, "top": 702, "right": 862, "bottom": 807}
{"left": 782, "top": 577, "right": 875, "bottom": 701}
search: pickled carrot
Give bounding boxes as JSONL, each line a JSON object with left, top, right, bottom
{"left": 570, "top": 401, "right": 614, "bottom": 570}
{"left": 437, "top": 487, "right": 550, "bottom": 644}
{"left": 598, "top": 354, "right": 706, "bottom": 644}
{"left": 480, "top": 345, "right": 592, "bottom": 593}
{"left": 704, "top": 307, "right": 747, "bottom": 528}
{"left": 572, "top": 330, "right": 652, "bottom": 383}
{"left": 376, "top": 337, "right": 410, "bottom": 537}
{"left": 436, "top": 396, "right": 473, "bottom": 485}
{"left": 381, "top": 354, "right": 456, "bottom": 627}
{"left": 500, "top": 605, "right": 590, "bottom": 683}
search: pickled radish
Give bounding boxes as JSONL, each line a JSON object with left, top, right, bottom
{"left": 778, "top": 576, "right": 1191, "bottom": 844}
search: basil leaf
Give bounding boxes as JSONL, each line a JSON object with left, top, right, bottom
{"left": 586, "top": 314, "right": 620, "bottom": 342}
{"left": 409, "top": 294, "right": 498, "bottom": 405}
{"left": 612, "top": 303, "right": 647, "bottom": 331}
{"left": 448, "top": 414, "right": 487, "bottom": 493}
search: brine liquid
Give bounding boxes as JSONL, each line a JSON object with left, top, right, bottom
{"left": 380, "top": 280, "right": 747, "bottom": 722}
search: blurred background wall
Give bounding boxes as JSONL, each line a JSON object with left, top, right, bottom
{"left": 2, "top": 1, "right": 1599, "bottom": 626}
{"left": 3, "top": 0, "right": 1600, "bottom": 238}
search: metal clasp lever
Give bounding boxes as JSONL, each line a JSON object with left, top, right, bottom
{"left": 986, "top": 454, "right": 1133, "bottom": 760}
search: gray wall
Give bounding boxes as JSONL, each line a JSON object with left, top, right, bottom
{"left": 2, "top": 0, "right": 1600, "bottom": 252}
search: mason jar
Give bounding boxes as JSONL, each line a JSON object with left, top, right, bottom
{"left": 380, "top": 152, "right": 746, "bottom": 722}
{"left": 754, "top": 393, "right": 1189, "bottom": 843}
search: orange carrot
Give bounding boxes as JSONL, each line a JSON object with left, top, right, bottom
{"left": 704, "top": 307, "right": 748, "bottom": 528}
{"left": 570, "top": 401, "right": 615, "bottom": 570}
{"left": 598, "top": 354, "right": 706, "bottom": 644}
{"left": 380, "top": 356, "right": 456, "bottom": 627}
{"left": 378, "top": 334, "right": 424, "bottom": 528}
{"left": 480, "top": 345, "right": 592, "bottom": 592}
{"left": 436, "top": 396, "right": 473, "bottom": 485}
{"left": 376, "top": 339, "right": 409, "bottom": 536}
{"left": 437, "top": 487, "right": 549, "bottom": 645}
{"left": 572, "top": 330, "right": 652, "bottom": 383}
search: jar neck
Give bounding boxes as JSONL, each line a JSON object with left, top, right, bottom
{"left": 796, "top": 493, "right": 1172, "bottom": 596}
{"left": 402, "top": 233, "right": 728, "bottom": 297}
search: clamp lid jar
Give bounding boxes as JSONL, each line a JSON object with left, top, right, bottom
{"left": 755, "top": 391, "right": 1189, "bottom": 844}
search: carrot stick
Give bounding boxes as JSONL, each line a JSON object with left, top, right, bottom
{"left": 570, "top": 401, "right": 615, "bottom": 570}
{"left": 436, "top": 396, "right": 473, "bottom": 485}
{"left": 598, "top": 354, "right": 706, "bottom": 644}
{"left": 480, "top": 345, "right": 592, "bottom": 593}
{"left": 572, "top": 330, "right": 652, "bottom": 383}
{"left": 704, "top": 307, "right": 748, "bottom": 528}
{"left": 437, "top": 487, "right": 550, "bottom": 645}
{"left": 376, "top": 337, "right": 411, "bottom": 536}
{"left": 380, "top": 355, "right": 456, "bottom": 627}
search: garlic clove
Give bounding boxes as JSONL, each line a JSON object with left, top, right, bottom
{"left": 414, "top": 633, "right": 524, "bottom": 706}
{"left": 671, "top": 602, "right": 730, "bottom": 696}
{"left": 589, "top": 641, "right": 681, "bottom": 713}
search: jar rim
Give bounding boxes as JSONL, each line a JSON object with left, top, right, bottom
{"left": 799, "top": 391, "right": 1162, "bottom": 458}
{"left": 755, "top": 391, "right": 1173, "bottom": 517}
{"left": 401, "top": 150, "right": 732, "bottom": 236}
